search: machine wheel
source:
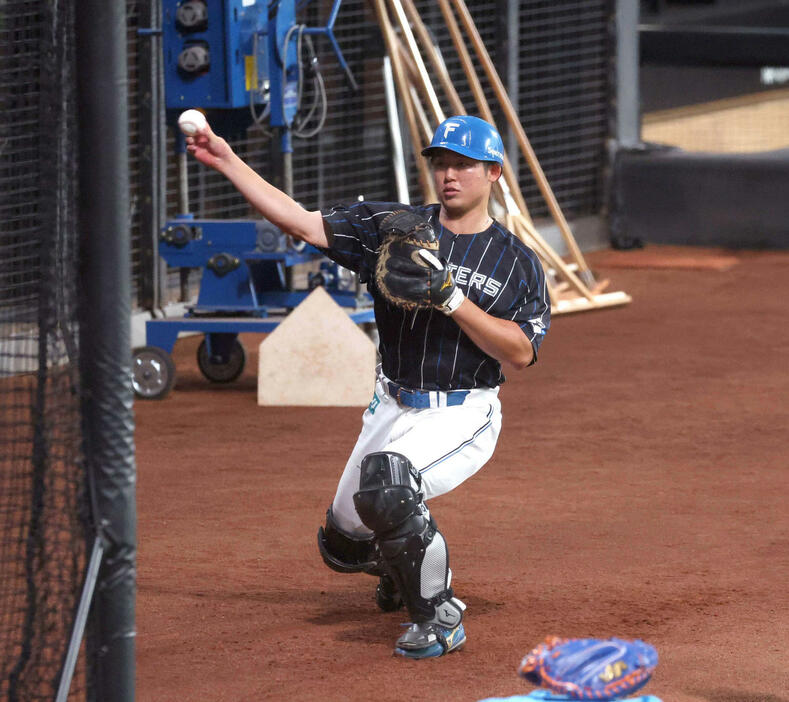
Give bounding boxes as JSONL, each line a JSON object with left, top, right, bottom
{"left": 132, "top": 346, "right": 176, "bottom": 400}
{"left": 196, "top": 337, "right": 246, "bottom": 383}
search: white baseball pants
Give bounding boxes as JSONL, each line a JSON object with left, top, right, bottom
{"left": 331, "top": 369, "right": 502, "bottom": 537}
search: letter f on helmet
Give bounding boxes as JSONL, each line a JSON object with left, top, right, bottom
{"left": 443, "top": 122, "right": 459, "bottom": 139}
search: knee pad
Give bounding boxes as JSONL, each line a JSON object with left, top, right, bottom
{"left": 352, "top": 452, "right": 463, "bottom": 627}
{"left": 352, "top": 451, "right": 423, "bottom": 533}
{"left": 317, "top": 507, "right": 380, "bottom": 574}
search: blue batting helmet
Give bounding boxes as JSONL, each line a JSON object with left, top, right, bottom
{"left": 422, "top": 115, "right": 504, "bottom": 165}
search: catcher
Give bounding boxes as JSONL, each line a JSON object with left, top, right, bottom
{"left": 186, "top": 115, "right": 550, "bottom": 659}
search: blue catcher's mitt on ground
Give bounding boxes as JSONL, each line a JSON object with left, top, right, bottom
{"left": 518, "top": 636, "right": 658, "bottom": 701}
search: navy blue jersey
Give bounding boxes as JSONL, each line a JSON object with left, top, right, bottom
{"left": 320, "top": 201, "right": 550, "bottom": 391}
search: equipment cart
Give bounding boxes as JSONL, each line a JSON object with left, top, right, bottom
{"left": 132, "top": 217, "right": 374, "bottom": 399}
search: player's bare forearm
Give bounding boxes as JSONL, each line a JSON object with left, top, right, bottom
{"left": 451, "top": 298, "right": 534, "bottom": 371}
{"left": 218, "top": 154, "right": 327, "bottom": 246}
{"left": 186, "top": 125, "right": 327, "bottom": 248}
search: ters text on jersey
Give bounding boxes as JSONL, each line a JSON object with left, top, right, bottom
{"left": 446, "top": 262, "right": 502, "bottom": 297}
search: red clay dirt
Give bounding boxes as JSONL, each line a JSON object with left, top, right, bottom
{"left": 134, "top": 247, "right": 789, "bottom": 702}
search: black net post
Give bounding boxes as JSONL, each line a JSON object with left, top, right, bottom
{"left": 75, "top": 1, "right": 137, "bottom": 700}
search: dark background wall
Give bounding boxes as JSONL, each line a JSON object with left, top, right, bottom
{"left": 640, "top": 0, "right": 789, "bottom": 111}
{"left": 609, "top": 0, "right": 789, "bottom": 250}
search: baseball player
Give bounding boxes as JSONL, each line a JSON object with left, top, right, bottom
{"left": 186, "top": 114, "right": 550, "bottom": 659}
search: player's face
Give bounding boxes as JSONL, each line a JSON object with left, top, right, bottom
{"left": 430, "top": 151, "right": 501, "bottom": 215}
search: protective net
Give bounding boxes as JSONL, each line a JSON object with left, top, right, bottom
{"left": 515, "top": 0, "right": 612, "bottom": 216}
{"left": 0, "top": 0, "right": 90, "bottom": 699}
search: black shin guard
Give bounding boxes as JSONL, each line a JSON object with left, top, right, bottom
{"left": 353, "top": 452, "right": 464, "bottom": 627}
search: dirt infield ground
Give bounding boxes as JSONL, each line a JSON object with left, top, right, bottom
{"left": 134, "top": 248, "right": 789, "bottom": 702}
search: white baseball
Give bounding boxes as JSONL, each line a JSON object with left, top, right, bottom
{"left": 178, "top": 109, "right": 207, "bottom": 136}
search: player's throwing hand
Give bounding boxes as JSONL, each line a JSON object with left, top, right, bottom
{"left": 184, "top": 121, "right": 233, "bottom": 171}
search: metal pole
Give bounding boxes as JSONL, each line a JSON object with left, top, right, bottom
{"left": 504, "top": 0, "right": 519, "bottom": 178}
{"left": 177, "top": 149, "right": 190, "bottom": 213}
{"left": 383, "top": 56, "right": 410, "bottom": 204}
{"left": 75, "top": 1, "right": 136, "bottom": 700}
{"left": 55, "top": 538, "right": 105, "bottom": 702}
{"left": 283, "top": 152, "right": 294, "bottom": 198}
{"left": 616, "top": 0, "right": 641, "bottom": 147}
{"left": 138, "top": 1, "right": 165, "bottom": 312}
{"left": 176, "top": 132, "right": 190, "bottom": 301}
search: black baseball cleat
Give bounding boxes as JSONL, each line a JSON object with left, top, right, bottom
{"left": 394, "top": 621, "right": 466, "bottom": 659}
{"left": 375, "top": 574, "right": 404, "bottom": 612}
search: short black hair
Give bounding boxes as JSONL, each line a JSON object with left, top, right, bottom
{"left": 427, "top": 152, "right": 495, "bottom": 170}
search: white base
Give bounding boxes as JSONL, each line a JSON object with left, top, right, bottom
{"left": 257, "top": 287, "right": 376, "bottom": 407}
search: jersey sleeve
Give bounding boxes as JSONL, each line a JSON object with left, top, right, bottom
{"left": 506, "top": 246, "right": 551, "bottom": 364}
{"left": 318, "top": 201, "right": 403, "bottom": 276}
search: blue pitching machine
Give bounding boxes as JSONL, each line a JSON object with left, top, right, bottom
{"left": 133, "top": 0, "right": 371, "bottom": 400}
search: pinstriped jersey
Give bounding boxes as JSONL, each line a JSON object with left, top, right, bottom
{"left": 320, "top": 201, "right": 550, "bottom": 391}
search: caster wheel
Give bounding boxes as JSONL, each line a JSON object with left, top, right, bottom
{"left": 197, "top": 338, "right": 246, "bottom": 383}
{"left": 132, "top": 346, "right": 176, "bottom": 399}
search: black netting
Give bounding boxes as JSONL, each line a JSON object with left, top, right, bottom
{"left": 0, "top": 0, "right": 89, "bottom": 699}
{"left": 516, "top": 0, "right": 613, "bottom": 218}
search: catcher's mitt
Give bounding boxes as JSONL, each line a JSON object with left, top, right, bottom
{"left": 519, "top": 636, "right": 658, "bottom": 701}
{"left": 374, "top": 210, "right": 464, "bottom": 314}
